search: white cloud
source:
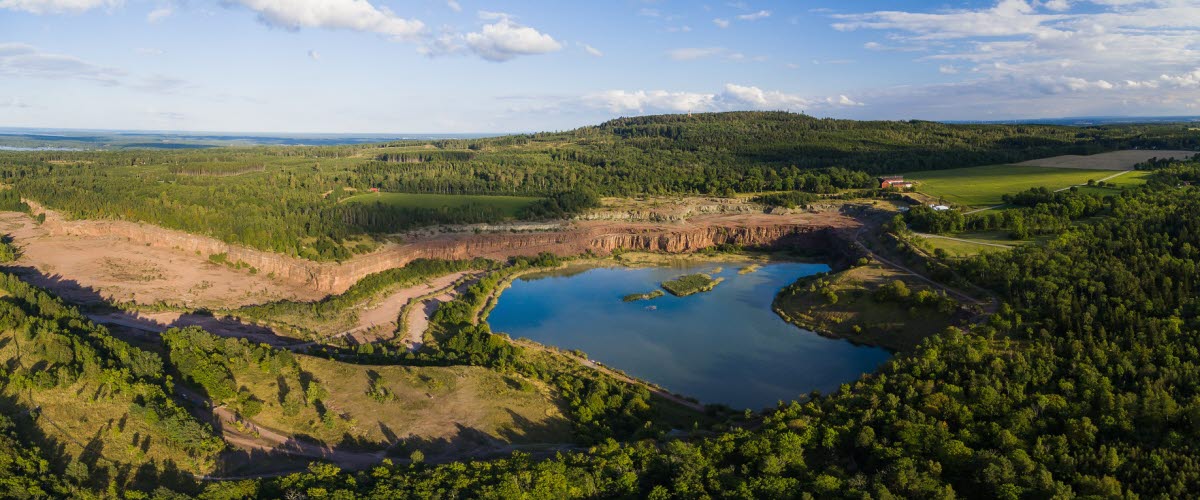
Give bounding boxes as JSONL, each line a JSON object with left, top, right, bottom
{"left": 146, "top": 5, "right": 170, "bottom": 22}
{"left": 0, "top": 42, "right": 124, "bottom": 84}
{"left": 0, "top": 42, "right": 188, "bottom": 92}
{"left": 713, "top": 18, "right": 730, "bottom": 28}
{"left": 737, "top": 10, "right": 770, "bottom": 21}
{"left": 227, "top": 0, "right": 425, "bottom": 40}
{"left": 585, "top": 83, "right": 863, "bottom": 114}
{"left": 135, "top": 47, "right": 163, "bottom": 56}
{"left": 581, "top": 43, "right": 603, "bottom": 57}
{"left": 667, "top": 47, "right": 726, "bottom": 61}
{"left": 826, "top": 0, "right": 1200, "bottom": 117}
{"left": 463, "top": 14, "right": 562, "bottom": 62}
{"left": 445, "top": 0, "right": 460, "bottom": 12}
{"left": 0, "top": 0, "right": 119, "bottom": 14}
{"left": 1042, "top": 0, "right": 1071, "bottom": 11}
{"left": 307, "top": 49, "right": 320, "bottom": 60}
{"left": 0, "top": 97, "right": 32, "bottom": 108}
{"left": 666, "top": 47, "right": 766, "bottom": 63}
{"left": 588, "top": 90, "right": 715, "bottom": 113}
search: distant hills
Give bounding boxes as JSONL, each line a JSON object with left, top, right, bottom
{"left": 0, "top": 128, "right": 499, "bottom": 150}
{"left": 4, "top": 113, "right": 1200, "bottom": 150}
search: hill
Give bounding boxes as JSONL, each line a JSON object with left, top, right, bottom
{"left": 2, "top": 112, "right": 1196, "bottom": 261}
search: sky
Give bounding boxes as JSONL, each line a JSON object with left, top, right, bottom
{"left": 1, "top": 0, "right": 1199, "bottom": 133}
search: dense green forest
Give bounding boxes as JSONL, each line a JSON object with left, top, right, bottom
{"left": 2, "top": 112, "right": 1196, "bottom": 260}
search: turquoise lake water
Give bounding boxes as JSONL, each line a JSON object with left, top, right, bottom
{"left": 487, "top": 261, "right": 893, "bottom": 410}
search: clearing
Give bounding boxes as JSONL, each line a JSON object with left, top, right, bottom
{"left": 908, "top": 164, "right": 1149, "bottom": 207}
{"left": 1014, "top": 149, "right": 1196, "bottom": 170}
{"left": 342, "top": 192, "right": 541, "bottom": 218}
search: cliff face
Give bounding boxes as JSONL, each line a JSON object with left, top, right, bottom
{"left": 24, "top": 200, "right": 859, "bottom": 295}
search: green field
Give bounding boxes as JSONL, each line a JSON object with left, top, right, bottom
{"left": 916, "top": 235, "right": 1013, "bottom": 258}
{"left": 343, "top": 192, "right": 542, "bottom": 217}
{"left": 908, "top": 165, "right": 1149, "bottom": 207}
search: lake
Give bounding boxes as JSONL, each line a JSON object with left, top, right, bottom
{"left": 487, "top": 260, "right": 893, "bottom": 410}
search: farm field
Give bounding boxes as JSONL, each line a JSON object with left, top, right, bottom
{"left": 1014, "top": 149, "right": 1196, "bottom": 170}
{"left": 907, "top": 164, "right": 1145, "bottom": 207}
{"left": 342, "top": 192, "right": 542, "bottom": 218}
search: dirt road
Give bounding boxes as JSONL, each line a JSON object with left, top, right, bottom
{"left": 914, "top": 233, "right": 1014, "bottom": 249}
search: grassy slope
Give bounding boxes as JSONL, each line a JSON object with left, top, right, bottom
{"left": 908, "top": 164, "right": 1136, "bottom": 206}
{"left": 773, "top": 264, "right": 959, "bottom": 352}
{"left": 231, "top": 353, "right": 572, "bottom": 453}
{"left": 342, "top": 192, "right": 541, "bottom": 218}
{"left": 0, "top": 333, "right": 212, "bottom": 476}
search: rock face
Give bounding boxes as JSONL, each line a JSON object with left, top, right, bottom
{"left": 25, "top": 200, "right": 859, "bottom": 295}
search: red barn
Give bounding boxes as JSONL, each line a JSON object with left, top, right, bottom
{"left": 878, "top": 175, "right": 913, "bottom": 189}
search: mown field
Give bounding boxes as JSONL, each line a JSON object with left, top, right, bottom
{"left": 342, "top": 192, "right": 542, "bottom": 218}
{"left": 908, "top": 164, "right": 1149, "bottom": 206}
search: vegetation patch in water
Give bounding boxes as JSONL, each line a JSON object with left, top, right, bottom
{"left": 738, "top": 264, "right": 761, "bottom": 275}
{"left": 622, "top": 290, "right": 665, "bottom": 302}
{"left": 661, "top": 273, "right": 724, "bottom": 297}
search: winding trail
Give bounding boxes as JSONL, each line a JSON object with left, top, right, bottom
{"left": 853, "top": 221, "right": 992, "bottom": 310}
{"left": 913, "top": 233, "right": 1014, "bottom": 249}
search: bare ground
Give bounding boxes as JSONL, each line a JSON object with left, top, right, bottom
{"left": 0, "top": 211, "right": 322, "bottom": 309}
{"left": 401, "top": 275, "right": 479, "bottom": 350}
{"left": 341, "top": 270, "right": 476, "bottom": 345}
{"left": 1015, "top": 150, "right": 1197, "bottom": 170}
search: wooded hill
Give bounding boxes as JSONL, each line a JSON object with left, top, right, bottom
{"left": 1, "top": 112, "right": 1196, "bottom": 260}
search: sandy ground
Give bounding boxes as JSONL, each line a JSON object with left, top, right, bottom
{"left": 338, "top": 271, "right": 475, "bottom": 345}
{"left": 0, "top": 211, "right": 322, "bottom": 309}
{"left": 401, "top": 276, "right": 478, "bottom": 350}
{"left": 1015, "top": 150, "right": 1197, "bottom": 170}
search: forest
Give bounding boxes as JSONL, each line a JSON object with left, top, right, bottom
{"left": 1, "top": 112, "right": 1197, "bottom": 260}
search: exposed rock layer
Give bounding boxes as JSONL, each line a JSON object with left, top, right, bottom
{"left": 25, "top": 200, "right": 859, "bottom": 295}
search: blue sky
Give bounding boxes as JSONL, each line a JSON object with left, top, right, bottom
{"left": 1, "top": 0, "right": 1198, "bottom": 133}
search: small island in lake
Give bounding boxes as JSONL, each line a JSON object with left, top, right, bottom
{"left": 623, "top": 290, "right": 665, "bottom": 302}
{"left": 661, "top": 273, "right": 725, "bottom": 297}
{"left": 739, "top": 264, "right": 761, "bottom": 275}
